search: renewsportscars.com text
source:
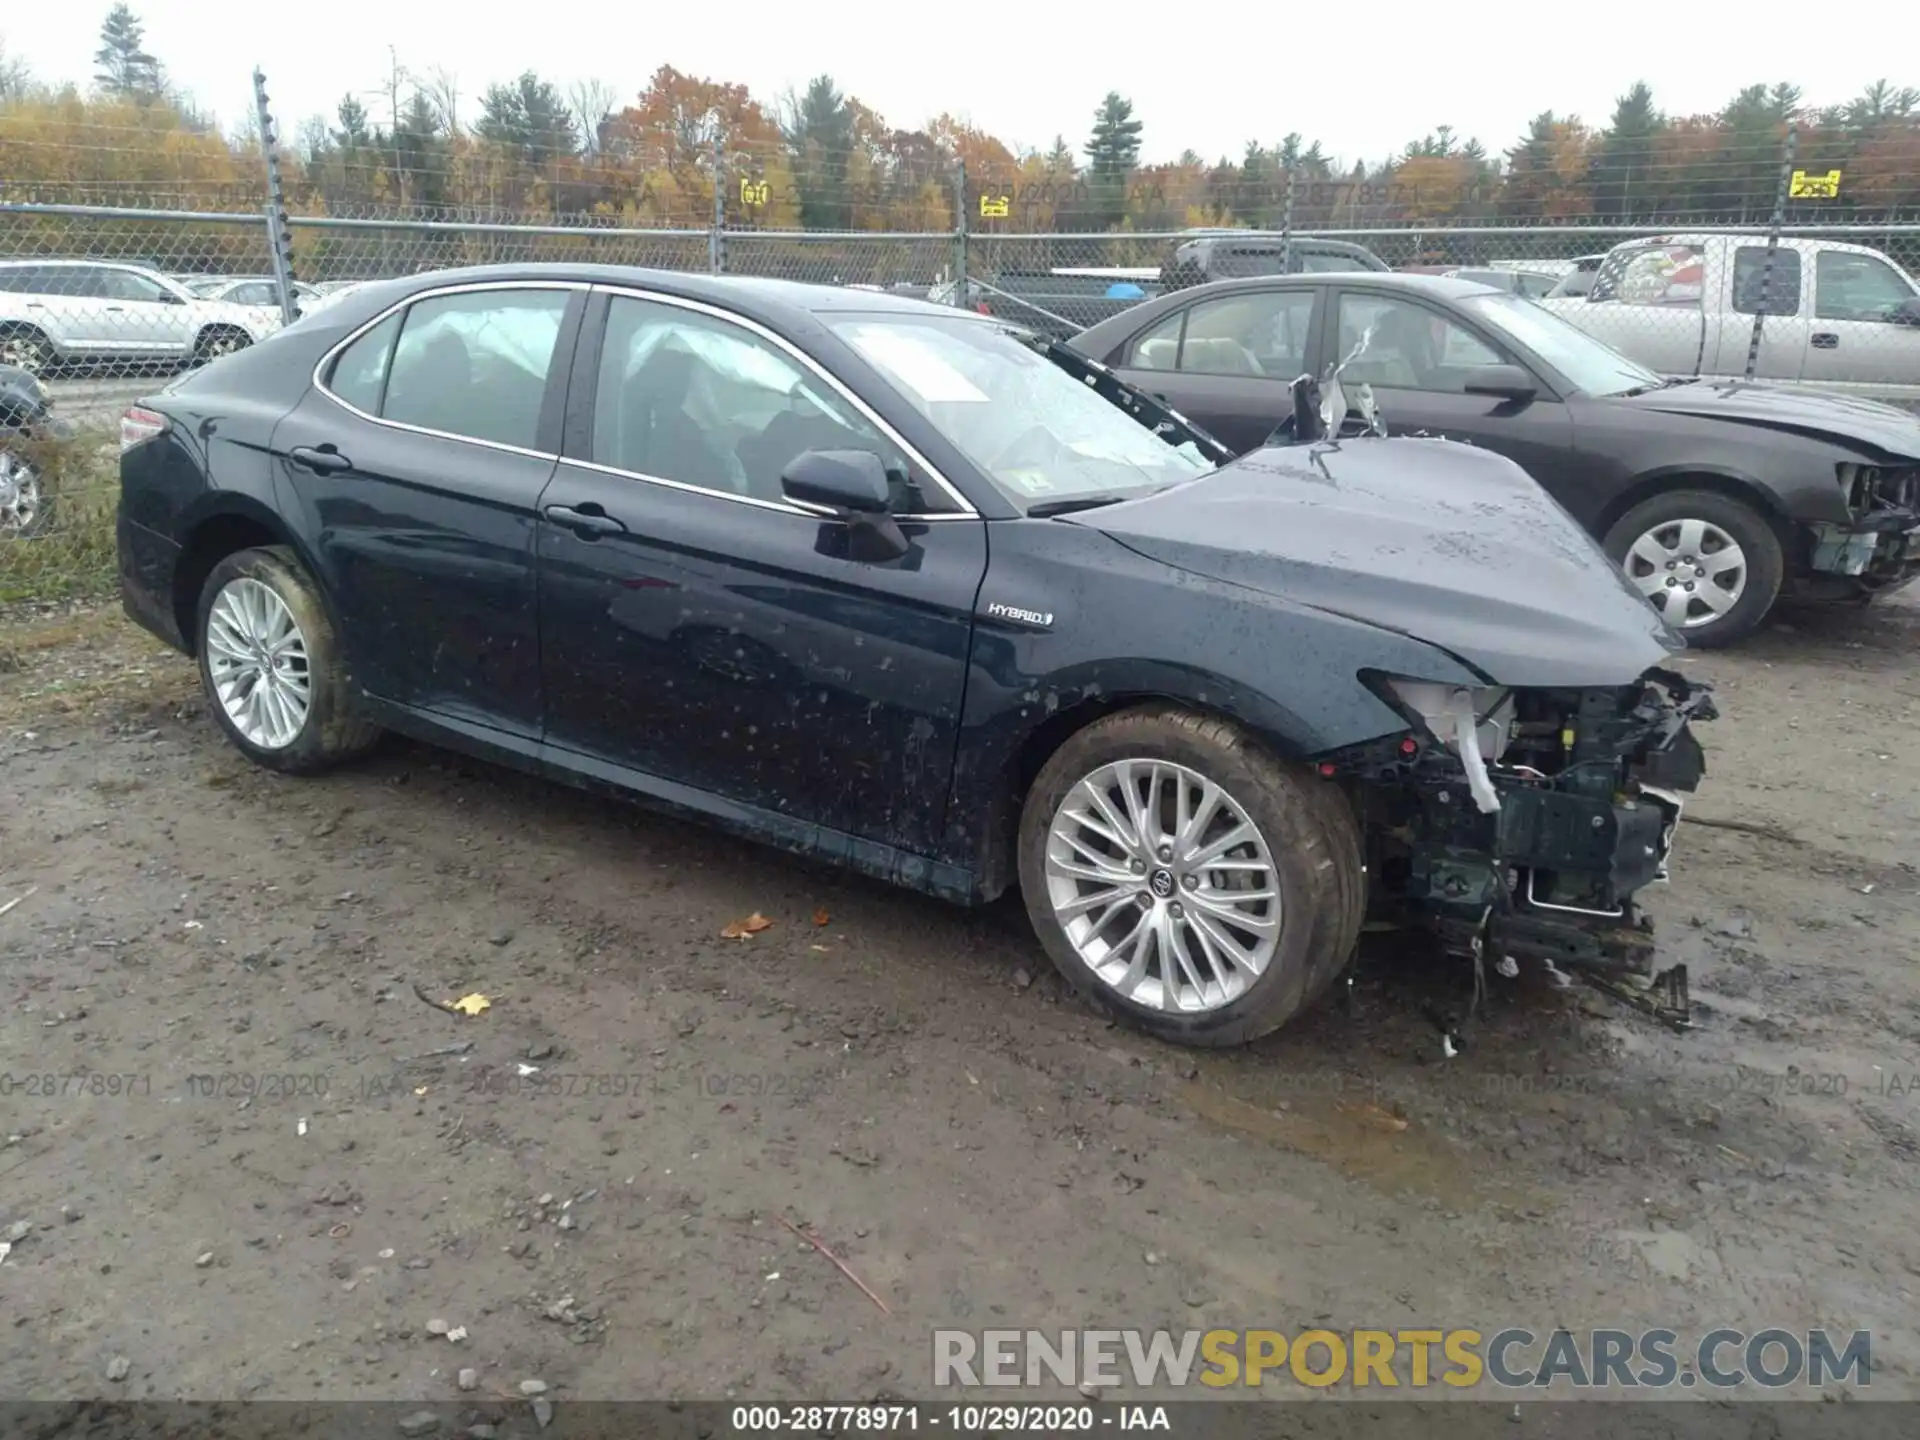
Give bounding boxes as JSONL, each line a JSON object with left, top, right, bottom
{"left": 932, "top": 1327, "right": 1872, "bottom": 1391}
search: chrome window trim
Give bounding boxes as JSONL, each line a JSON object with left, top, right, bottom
{"left": 587, "top": 283, "right": 978, "bottom": 520}
{"left": 311, "top": 280, "right": 588, "bottom": 461}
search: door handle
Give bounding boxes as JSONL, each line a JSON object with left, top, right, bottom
{"left": 544, "top": 503, "right": 628, "bottom": 539}
{"left": 104, "top": 306, "right": 124, "bottom": 313}
{"left": 1811, "top": 333, "right": 1839, "bottom": 349}
{"left": 288, "top": 444, "right": 353, "bottom": 475}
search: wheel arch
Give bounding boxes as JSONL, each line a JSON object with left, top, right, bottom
{"left": 972, "top": 686, "right": 1318, "bottom": 903}
{"left": 171, "top": 498, "right": 328, "bottom": 655}
{"left": 1592, "top": 466, "right": 1799, "bottom": 550}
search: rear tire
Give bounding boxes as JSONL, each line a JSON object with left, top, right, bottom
{"left": 0, "top": 444, "right": 52, "bottom": 538}
{"left": 192, "top": 326, "right": 252, "bottom": 365}
{"left": 1603, "top": 488, "right": 1783, "bottom": 649}
{"left": 194, "top": 546, "right": 380, "bottom": 774}
{"left": 1017, "top": 705, "right": 1364, "bottom": 1047}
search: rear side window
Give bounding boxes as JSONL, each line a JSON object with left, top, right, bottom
{"left": 380, "top": 289, "right": 570, "bottom": 450}
{"left": 1591, "top": 244, "right": 1704, "bottom": 306}
{"left": 1732, "top": 247, "right": 1801, "bottom": 316}
{"left": 327, "top": 311, "right": 403, "bottom": 414}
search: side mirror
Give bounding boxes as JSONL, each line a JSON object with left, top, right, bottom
{"left": 1890, "top": 297, "right": 1920, "bottom": 327}
{"left": 781, "top": 449, "right": 891, "bottom": 514}
{"left": 1462, "top": 363, "right": 1538, "bottom": 401}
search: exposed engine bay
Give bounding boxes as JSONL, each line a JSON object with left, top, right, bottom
{"left": 1316, "top": 668, "right": 1716, "bottom": 1030}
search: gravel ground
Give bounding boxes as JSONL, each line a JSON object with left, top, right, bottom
{"left": 2, "top": 595, "right": 1918, "bottom": 1412}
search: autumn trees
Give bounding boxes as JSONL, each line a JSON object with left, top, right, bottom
{"left": 2, "top": 11, "right": 1919, "bottom": 234}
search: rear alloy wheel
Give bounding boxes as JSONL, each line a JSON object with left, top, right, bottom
{"left": 0, "top": 326, "right": 55, "bottom": 376}
{"left": 193, "top": 327, "right": 252, "bottom": 364}
{"left": 1018, "top": 707, "right": 1363, "bottom": 1047}
{"left": 195, "top": 546, "right": 380, "bottom": 773}
{"left": 0, "top": 446, "right": 50, "bottom": 538}
{"left": 1604, "top": 489, "right": 1783, "bottom": 648}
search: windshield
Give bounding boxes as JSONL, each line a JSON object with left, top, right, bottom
{"left": 828, "top": 313, "right": 1214, "bottom": 510}
{"left": 1460, "top": 291, "right": 1663, "bottom": 397}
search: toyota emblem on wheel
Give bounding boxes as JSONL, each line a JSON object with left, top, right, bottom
{"left": 1149, "top": 868, "right": 1176, "bottom": 899}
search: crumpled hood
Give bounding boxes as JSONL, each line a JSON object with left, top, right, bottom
{"left": 1616, "top": 379, "right": 1920, "bottom": 459}
{"left": 1067, "top": 438, "right": 1681, "bottom": 687}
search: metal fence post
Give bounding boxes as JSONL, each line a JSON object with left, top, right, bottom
{"left": 251, "top": 68, "right": 300, "bottom": 324}
{"left": 1745, "top": 121, "right": 1798, "bottom": 382}
{"left": 709, "top": 129, "right": 726, "bottom": 275}
{"left": 952, "top": 161, "right": 968, "bottom": 308}
{"left": 1280, "top": 164, "right": 1296, "bottom": 275}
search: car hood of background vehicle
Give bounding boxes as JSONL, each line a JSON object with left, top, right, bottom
{"left": 1067, "top": 438, "right": 1681, "bottom": 687}
{"left": 1612, "top": 379, "right": 1920, "bottom": 460}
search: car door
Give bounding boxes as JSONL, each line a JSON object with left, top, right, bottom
{"left": 38, "top": 266, "right": 122, "bottom": 354}
{"left": 1108, "top": 286, "right": 1322, "bottom": 453}
{"left": 1328, "top": 288, "right": 1577, "bottom": 488}
{"left": 535, "top": 287, "right": 986, "bottom": 858}
{"left": 1717, "top": 243, "right": 1808, "bottom": 384}
{"left": 271, "top": 280, "right": 585, "bottom": 738}
{"left": 1802, "top": 248, "right": 1920, "bottom": 403}
{"left": 96, "top": 266, "right": 197, "bottom": 355}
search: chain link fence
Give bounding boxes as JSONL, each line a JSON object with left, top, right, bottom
{"left": 4, "top": 197, "right": 1919, "bottom": 604}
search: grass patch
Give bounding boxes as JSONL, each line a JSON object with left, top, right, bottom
{"left": 0, "top": 430, "right": 120, "bottom": 606}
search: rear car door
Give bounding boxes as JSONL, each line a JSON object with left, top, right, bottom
{"left": 1329, "top": 288, "right": 1576, "bottom": 487}
{"left": 536, "top": 288, "right": 986, "bottom": 857}
{"left": 1108, "top": 286, "right": 1321, "bottom": 453}
{"left": 272, "top": 280, "right": 584, "bottom": 739}
{"left": 1802, "top": 248, "right": 1920, "bottom": 403}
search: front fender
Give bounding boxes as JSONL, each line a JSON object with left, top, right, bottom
{"left": 942, "top": 523, "right": 1481, "bottom": 893}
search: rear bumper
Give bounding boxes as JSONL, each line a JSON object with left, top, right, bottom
{"left": 117, "top": 511, "right": 187, "bottom": 652}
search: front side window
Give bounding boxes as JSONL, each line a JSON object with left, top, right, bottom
{"left": 592, "top": 296, "right": 932, "bottom": 511}
{"left": 1335, "top": 294, "right": 1503, "bottom": 392}
{"left": 1732, "top": 247, "right": 1801, "bottom": 316}
{"left": 1816, "top": 251, "right": 1917, "bottom": 322}
{"left": 100, "top": 269, "right": 175, "bottom": 304}
{"left": 379, "top": 289, "right": 570, "bottom": 449}
{"left": 830, "top": 312, "right": 1213, "bottom": 510}
{"left": 227, "top": 282, "right": 276, "bottom": 306}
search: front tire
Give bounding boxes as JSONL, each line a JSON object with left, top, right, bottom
{"left": 1603, "top": 489, "right": 1783, "bottom": 648}
{"left": 194, "top": 546, "right": 380, "bottom": 774}
{"left": 1017, "top": 706, "right": 1364, "bottom": 1048}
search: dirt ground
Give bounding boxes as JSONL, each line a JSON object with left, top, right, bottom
{"left": 2, "top": 593, "right": 1918, "bottom": 1412}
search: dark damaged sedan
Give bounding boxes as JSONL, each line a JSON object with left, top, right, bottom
{"left": 116, "top": 266, "right": 1714, "bottom": 1047}
{"left": 1072, "top": 273, "right": 1920, "bottom": 647}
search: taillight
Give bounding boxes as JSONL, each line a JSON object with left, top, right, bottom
{"left": 974, "top": 302, "right": 991, "bottom": 314}
{"left": 120, "top": 406, "right": 169, "bottom": 453}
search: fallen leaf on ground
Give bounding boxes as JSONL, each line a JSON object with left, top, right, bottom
{"left": 449, "top": 993, "right": 491, "bottom": 1016}
{"left": 721, "top": 913, "right": 773, "bottom": 939}
{"left": 812, "top": 908, "right": 830, "bottom": 926}
{"left": 1337, "top": 1101, "right": 1409, "bottom": 1133}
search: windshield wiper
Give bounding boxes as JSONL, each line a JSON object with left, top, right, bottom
{"left": 1026, "top": 492, "right": 1142, "bottom": 518}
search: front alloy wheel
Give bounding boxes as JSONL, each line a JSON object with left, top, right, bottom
{"left": 1018, "top": 706, "right": 1364, "bottom": 1047}
{"left": 1044, "top": 759, "right": 1280, "bottom": 1013}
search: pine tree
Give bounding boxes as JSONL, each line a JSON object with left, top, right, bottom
{"left": 1085, "top": 92, "right": 1142, "bottom": 182}
{"left": 1593, "top": 82, "right": 1662, "bottom": 220}
{"left": 93, "top": 4, "right": 162, "bottom": 101}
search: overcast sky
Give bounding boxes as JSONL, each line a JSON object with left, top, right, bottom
{"left": 6, "top": 2, "right": 1900, "bottom": 163}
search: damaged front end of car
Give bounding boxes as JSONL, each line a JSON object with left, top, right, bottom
{"left": 1315, "top": 666, "right": 1716, "bottom": 1028}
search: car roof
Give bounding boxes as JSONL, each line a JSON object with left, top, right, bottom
{"left": 330, "top": 263, "right": 987, "bottom": 330}
{"left": 1168, "top": 271, "right": 1502, "bottom": 298}
{"left": 0, "top": 257, "right": 153, "bottom": 269}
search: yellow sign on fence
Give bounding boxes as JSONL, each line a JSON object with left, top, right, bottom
{"left": 979, "top": 194, "right": 1010, "bottom": 218}
{"left": 739, "top": 178, "right": 769, "bottom": 207}
{"left": 1789, "top": 169, "right": 1842, "bottom": 199}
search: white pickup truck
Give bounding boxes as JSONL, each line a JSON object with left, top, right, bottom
{"left": 1537, "top": 233, "right": 1920, "bottom": 408}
